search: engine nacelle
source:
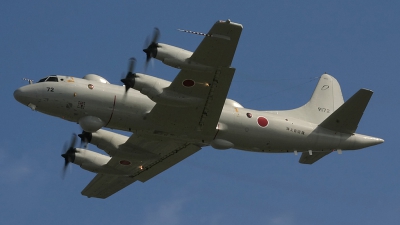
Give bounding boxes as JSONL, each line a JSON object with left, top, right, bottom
{"left": 72, "top": 148, "right": 127, "bottom": 175}
{"left": 88, "top": 129, "right": 158, "bottom": 161}
{"left": 133, "top": 73, "right": 203, "bottom": 107}
{"left": 155, "top": 43, "right": 213, "bottom": 72}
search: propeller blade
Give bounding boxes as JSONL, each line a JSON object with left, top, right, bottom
{"left": 78, "top": 130, "right": 92, "bottom": 148}
{"left": 61, "top": 134, "right": 78, "bottom": 179}
{"left": 121, "top": 57, "right": 137, "bottom": 93}
{"left": 128, "top": 57, "right": 136, "bottom": 74}
{"left": 143, "top": 27, "right": 160, "bottom": 71}
{"left": 152, "top": 27, "right": 160, "bottom": 43}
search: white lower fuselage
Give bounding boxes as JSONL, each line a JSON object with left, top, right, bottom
{"left": 14, "top": 77, "right": 382, "bottom": 154}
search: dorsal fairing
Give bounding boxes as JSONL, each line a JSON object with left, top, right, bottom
{"left": 224, "top": 99, "right": 244, "bottom": 108}
{"left": 83, "top": 74, "right": 110, "bottom": 84}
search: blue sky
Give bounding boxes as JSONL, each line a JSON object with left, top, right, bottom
{"left": 1, "top": 1, "right": 399, "bottom": 224}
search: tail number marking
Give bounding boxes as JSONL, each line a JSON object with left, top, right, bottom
{"left": 318, "top": 107, "right": 330, "bottom": 113}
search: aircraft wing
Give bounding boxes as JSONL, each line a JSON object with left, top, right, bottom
{"left": 146, "top": 20, "right": 243, "bottom": 138}
{"left": 81, "top": 20, "right": 242, "bottom": 198}
{"left": 81, "top": 173, "right": 136, "bottom": 199}
{"left": 190, "top": 20, "right": 243, "bottom": 67}
{"left": 81, "top": 134, "right": 201, "bottom": 199}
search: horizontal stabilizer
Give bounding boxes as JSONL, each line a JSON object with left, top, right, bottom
{"left": 319, "top": 89, "right": 373, "bottom": 134}
{"left": 299, "top": 151, "right": 331, "bottom": 164}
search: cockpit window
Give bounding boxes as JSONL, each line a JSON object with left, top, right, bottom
{"left": 36, "top": 76, "right": 58, "bottom": 83}
{"left": 46, "top": 76, "right": 58, "bottom": 82}
{"left": 37, "top": 77, "right": 47, "bottom": 83}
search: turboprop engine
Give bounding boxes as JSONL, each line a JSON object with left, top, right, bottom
{"left": 64, "top": 148, "right": 130, "bottom": 175}
{"left": 150, "top": 44, "right": 212, "bottom": 72}
{"left": 79, "top": 129, "right": 159, "bottom": 161}
{"left": 134, "top": 73, "right": 203, "bottom": 107}
{"left": 151, "top": 43, "right": 192, "bottom": 68}
{"left": 120, "top": 58, "right": 203, "bottom": 107}
{"left": 142, "top": 28, "right": 212, "bottom": 72}
{"left": 61, "top": 135, "right": 129, "bottom": 176}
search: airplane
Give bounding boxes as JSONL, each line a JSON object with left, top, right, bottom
{"left": 13, "top": 20, "right": 384, "bottom": 199}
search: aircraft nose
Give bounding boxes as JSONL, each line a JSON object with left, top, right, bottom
{"left": 13, "top": 88, "right": 24, "bottom": 103}
{"left": 14, "top": 86, "right": 36, "bottom": 105}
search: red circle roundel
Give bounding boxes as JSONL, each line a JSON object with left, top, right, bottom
{"left": 182, "top": 79, "right": 195, "bottom": 87}
{"left": 119, "top": 160, "right": 131, "bottom": 166}
{"left": 257, "top": 116, "right": 269, "bottom": 127}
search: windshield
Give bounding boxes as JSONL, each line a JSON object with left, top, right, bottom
{"left": 37, "top": 76, "right": 58, "bottom": 83}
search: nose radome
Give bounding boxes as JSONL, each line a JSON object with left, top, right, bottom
{"left": 13, "top": 88, "right": 24, "bottom": 103}
{"left": 14, "top": 86, "right": 35, "bottom": 105}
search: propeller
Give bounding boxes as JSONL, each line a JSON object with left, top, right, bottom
{"left": 143, "top": 27, "right": 160, "bottom": 71}
{"left": 61, "top": 134, "right": 79, "bottom": 179}
{"left": 120, "top": 57, "right": 137, "bottom": 93}
{"left": 78, "top": 130, "right": 92, "bottom": 148}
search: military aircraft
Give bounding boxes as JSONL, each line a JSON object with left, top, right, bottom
{"left": 14, "top": 20, "right": 384, "bottom": 199}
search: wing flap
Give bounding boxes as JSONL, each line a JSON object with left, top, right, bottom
{"left": 135, "top": 144, "right": 200, "bottom": 182}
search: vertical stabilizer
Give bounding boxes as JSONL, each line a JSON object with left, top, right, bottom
{"left": 272, "top": 74, "right": 344, "bottom": 124}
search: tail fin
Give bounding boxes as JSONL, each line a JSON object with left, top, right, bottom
{"left": 273, "top": 74, "right": 344, "bottom": 124}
